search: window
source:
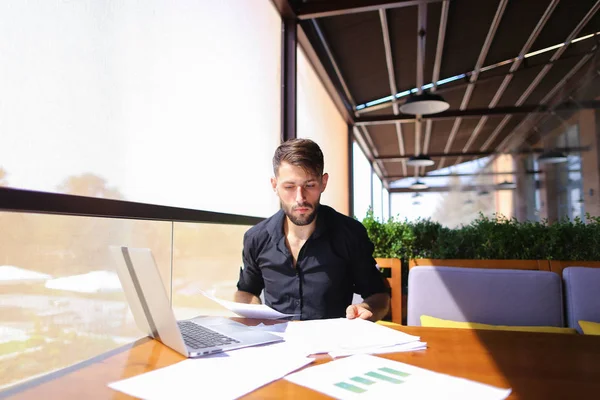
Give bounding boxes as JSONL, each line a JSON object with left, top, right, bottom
{"left": 372, "top": 173, "right": 383, "bottom": 221}
{"left": 0, "top": 0, "right": 281, "bottom": 217}
{"left": 0, "top": 212, "right": 171, "bottom": 389}
{"left": 382, "top": 188, "right": 390, "bottom": 221}
{"left": 352, "top": 142, "right": 372, "bottom": 221}
{"left": 555, "top": 125, "right": 584, "bottom": 220}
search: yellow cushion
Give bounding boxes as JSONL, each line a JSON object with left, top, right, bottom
{"left": 578, "top": 320, "right": 600, "bottom": 335}
{"left": 376, "top": 320, "right": 403, "bottom": 328}
{"left": 420, "top": 315, "right": 576, "bottom": 334}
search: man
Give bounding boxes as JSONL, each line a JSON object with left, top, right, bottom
{"left": 234, "top": 138, "right": 390, "bottom": 321}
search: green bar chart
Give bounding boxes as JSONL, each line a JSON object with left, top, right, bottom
{"left": 334, "top": 367, "right": 410, "bottom": 394}
{"left": 334, "top": 382, "right": 367, "bottom": 393}
{"left": 350, "top": 376, "right": 375, "bottom": 385}
{"left": 379, "top": 367, "right": 411, "bottom": 377}
{"left": 365, "top": 371, "right": 404, "bottom": 384}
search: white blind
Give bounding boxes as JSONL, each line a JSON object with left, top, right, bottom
{"left": 0, "top": 0, "right": 281, "bottom": 217}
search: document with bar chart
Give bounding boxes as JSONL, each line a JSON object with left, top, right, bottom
{"left": 285, "top": 354, "right": 511, "bottom": 399}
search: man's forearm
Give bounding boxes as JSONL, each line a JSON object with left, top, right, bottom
{"left": 233, "top": 290, "right": 262, "bottom": 304}
{"left": 360, "top": 293, "right": 391, "bottom": 321}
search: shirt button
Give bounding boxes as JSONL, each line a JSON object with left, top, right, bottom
{"left": 295, "top": 300, "right": 300, "bottom": 305}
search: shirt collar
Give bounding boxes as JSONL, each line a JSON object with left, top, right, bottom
{"left": 266, "top": 209, "right": 286, "bottom": 242}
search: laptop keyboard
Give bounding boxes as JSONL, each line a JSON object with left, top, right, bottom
{"left": 178, "top": 321, "right": 240, "bottom": 349}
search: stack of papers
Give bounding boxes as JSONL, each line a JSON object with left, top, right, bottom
{"left": 285, "top": 354, "right": 512, "bottom": 399}
{"left": 252, "top": 318, "right": 427, "bottom": 358}
{"left": 108, "top": 317, "right": 429, "bottom": 399}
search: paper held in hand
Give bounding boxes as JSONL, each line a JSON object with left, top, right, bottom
{"left": 199, "top": 289, "right": 297, "bottom": 319}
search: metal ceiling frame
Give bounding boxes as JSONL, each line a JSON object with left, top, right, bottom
{"left": 511, "top": 53, "right": 599, "bottom": 152}
{"left": 297, "top": 27, "right": 354, "bottom": 125}
{"left": 379, "top": 8, "right": 407, "bottom": 176}
{"left": 413, "top": 2, "right": 427, "bottom": 178}
{"left": 281, "top": 18, "right": 297, "bottom": 142}
{"left": 309, "top": 19, "right": 388, "bottom": 187}
{"left": 422, "top": 0, "right": 449, "bottom": 175}
{"left": 375, "top": 145, "right": 589, "bottom": 162}
{"left": 295, "top": 0, "right": 444, "bottom": 20}
{"left": 284, "top": 0, "right": 600, "bottom": 191}
{"left": 464, "top": 52, "right": 599, "bottom": 195}
{"left": 388, "top": 184, "right": 513, "bottom": 193}
{"left": 353, "top": 34, "right": 599, "bottom": 116}
{"left": 355, "top": 100, "right": 600, "bottom": 125}
{"left": 495, "top": 0, "right": 600, "bottom": 153}
{"left": 385, "top": 169, "right": 560, "bottom": 180}
{"left": 437, "top": 0, "right": 508, "bottom": 170}
{"left": 310, "top": 20, "right": 355, "bottom": 110}
{"left": 481, "top": 52, "right": 596, "bottom": 153}
{"left": 455, "top": 0, "right": 560, "bottom": 166}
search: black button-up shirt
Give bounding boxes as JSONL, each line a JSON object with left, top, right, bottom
{"left": 236, "top": 205, "right": 389, "bottom": 320}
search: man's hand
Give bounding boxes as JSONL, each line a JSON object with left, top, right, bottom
{"left": 346, "top": 293, "right": 390, "bottom": 322}
{"left": 346, "top": 304, "right": 373, "bottom": 320}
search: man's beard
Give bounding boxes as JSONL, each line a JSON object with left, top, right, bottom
{"left": 283, "top": 202, "right": 319, "bottom": 226}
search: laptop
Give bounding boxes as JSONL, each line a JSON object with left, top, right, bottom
{"left": 110, "top": 246, "right": 283, "bottom": 358}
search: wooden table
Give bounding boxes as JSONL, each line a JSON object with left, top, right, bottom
{"left": 4, "top": 321, "right": 600, "bottom": 399}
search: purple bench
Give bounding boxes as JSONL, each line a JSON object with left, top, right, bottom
{"left": 407, "top": 266, "right": 564, "bottom": 327}
{"left": 563, "top": 267, "right": 600, "bottom": 333}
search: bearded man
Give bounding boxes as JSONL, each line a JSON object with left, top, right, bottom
{"left": 234, "top": 139, "right": 390, "bottom": 321}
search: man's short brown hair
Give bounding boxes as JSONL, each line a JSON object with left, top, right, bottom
{"left": 273, "top": 138, "right": 324, "bottom": 177}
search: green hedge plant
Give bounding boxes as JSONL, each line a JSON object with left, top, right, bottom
{"left": 361, "top": 210, "right": 600, "bottom": 262}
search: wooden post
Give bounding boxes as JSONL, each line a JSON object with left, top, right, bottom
{"left": 376, "top": 258, "right": 403, "bottom": 324}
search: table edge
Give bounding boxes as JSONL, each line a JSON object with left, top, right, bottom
{"left": 0, "top": 337, "right": 151, "bottom": 398}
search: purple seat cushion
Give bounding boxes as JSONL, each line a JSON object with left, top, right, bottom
{"left": 407, "top": 266, "right": 564, "bottom": 327}
{"left": 563, "top": 267, "right": 600, "bottom": 333}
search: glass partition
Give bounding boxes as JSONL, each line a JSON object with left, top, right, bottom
{"left": 0, "top": 211, "right": 255, "bottom": 390}
{"left": 171, "top": 222, "right": 251, "bottom": 320}
{"left": 0, "top": 212, "right": 171, "bottom": 390}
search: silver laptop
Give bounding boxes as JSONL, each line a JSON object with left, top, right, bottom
{"left": 110, "top": 246, "right": 283, "bottom": 358}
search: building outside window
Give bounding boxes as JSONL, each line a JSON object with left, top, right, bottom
{"left": 555, "top": 125, "right": 584, "bottom": 221}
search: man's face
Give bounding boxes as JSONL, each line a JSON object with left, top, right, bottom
{"left": 271, "top": 162, "right": 328, "bottom": 226}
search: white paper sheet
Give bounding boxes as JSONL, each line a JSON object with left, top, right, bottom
{"left": 285, "top": 354, "right": 512, "bottom": 400}
{"left": 249, "top": 319, "right": 426, "bottom": 357}
{"left": 199, "top": 290, "right": 297, "bottom": 319}
{"left": 329, "top": 340, "right": 427, "bottom": 358}
{"left": 280, "top": 318, "right": 422, "bottom": 355}
{"left": 109, "top": 341, "right": 313, "bottom": 400}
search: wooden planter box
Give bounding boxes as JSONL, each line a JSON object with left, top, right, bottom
{"left": 409, "top": 259, "right": 600, "bottom": 276}
{"left": 548, "top": 260, "right": 600, "bottom": 276}
{"left": 375, "top": 257, "right": 404, "bottom": 325}
{"left": 408, "top": 258, "right": 600, "bottom": 276}
{"left": 409, "top": 258, "right": 550, "bottom": 271}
